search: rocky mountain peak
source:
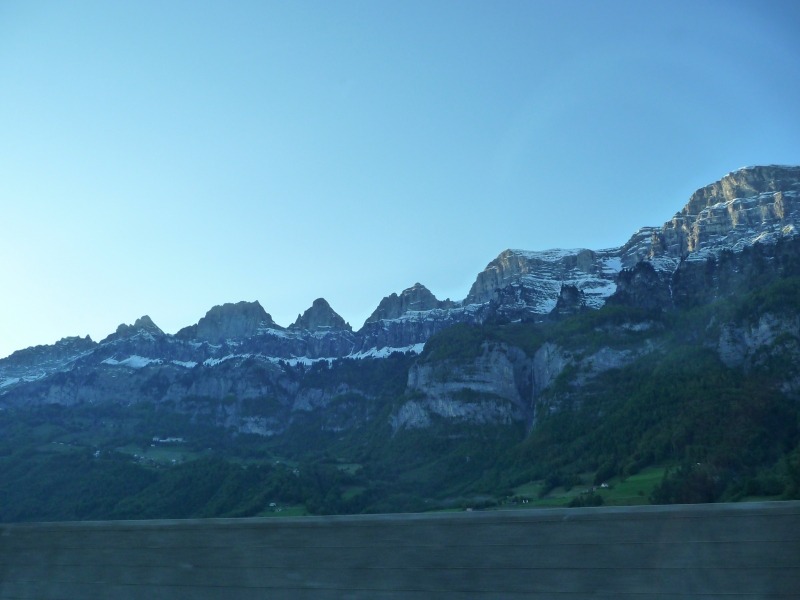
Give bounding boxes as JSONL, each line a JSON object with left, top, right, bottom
{"left": 465, "top": 248, "right": 621, "bottom": 314}
{"left": 632, "top": 165, "right": 800, "bottom": 262}
{"left": 683, "top": 165, "right": 800, "bottom": 217}
{"left": 3, "top": 164, "right": 798, "bottom": 366}
{"left": 183, "top": 300, "right": 280, "bottom": 344}
{"left": 290, "top": 298, "right": 352, "bottom": 332}
{"left": 0, "top": 335, "right": 96, "bottom": 370}
{"left": 551, "top": 284, "right": 586, "bottom": 318}
{"left": 54, "top": 334, "right": 95, "bottom": 348}
{"left": 365, "top": 283, "right": 454, "bottom": 324}
{"left": 105, "top": 315, "right": 164, "bottom": 342}
{"left": 132, "top": 315, "right": 163, "bottom": 334}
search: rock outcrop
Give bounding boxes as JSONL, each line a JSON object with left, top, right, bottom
{"left": 103, "top": 315, "right": 165, "bottom": 343}
{"left": 717, "top": 314, "right": 800, "bottom": 371}
{"left": 290, "top": 298, "right": 351, "bottom": 332}
{"left": 3, "top": 165, "right": 800, "bottom": 433}
{"left": 394, "top": 342, "right": 531, "bottom": 430}
{"left": 0, "top": 335, "right": 97, "bottom": 390}
{"left": 177, "top": 301, "right": 280, "bottom": 343}
{"left": 624, "top": 165, "right": 800, "bottom": 266}
{"left": 465, "top": 248, "right": 622, "bottom": 314}
{"left": 365, "top": 283, "right": 456, "bottom": 323}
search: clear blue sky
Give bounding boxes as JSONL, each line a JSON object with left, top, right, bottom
{"left": 1, "top": 0, "right": 799, "bottom": 358}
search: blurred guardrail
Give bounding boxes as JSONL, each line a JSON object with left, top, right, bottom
{"left": 1, "top": 501, "right": 798, "bottom": 599}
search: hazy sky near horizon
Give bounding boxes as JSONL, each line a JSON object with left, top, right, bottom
{"left": 1, "top": 0, "right": 799, "bottom": 358}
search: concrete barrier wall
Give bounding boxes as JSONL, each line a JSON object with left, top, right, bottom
{"left": 1, "top": 502, "right": 798, "bottom": 599}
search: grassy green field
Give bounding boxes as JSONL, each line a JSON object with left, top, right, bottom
{"left": 510, "top": 479, "right": 586, "bottom": 508}
{"left": 508, "top": 466, "right": 669, "bottom": 508}
{"left": 115, "top": 443, "right": 204, "bottom": 464}
{"left": 598, "top": 466, "right": 668, "bottom": 505}
{"left": 257, "top": 505, "right": 308, "bottom": 517}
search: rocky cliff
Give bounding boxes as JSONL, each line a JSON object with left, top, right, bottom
{"left": 463, "top": 165, "right": 800, "bottom": 320}
{"left": 396, "top": 342, "right": 532, "bottom": 429}
{"left": 176, "top": 301, "right": 281, "bottom": 343}
{"left": 624, "top": 165, "right": 800, "bottom": 265}
{"left": 291, "top": 298, "right": 352, "bottom": 332}
{"left": 2, "top": 165, "right": 800, "bottom": 434}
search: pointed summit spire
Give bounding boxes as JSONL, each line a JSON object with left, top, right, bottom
{"left": 365, "top": 283, "right": 454, "bottom": 324}
{"left": 290, "top": 298, "right": 352, "bottom": 332}
{"left": 189, "top": 300, "right": 281, "bottom": 343}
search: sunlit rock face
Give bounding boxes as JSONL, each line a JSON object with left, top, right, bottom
{"left": 629, "top": 165, "right": 800, "bottom": 263}
{"left": 3, "top": 166, "right": 800, "bottom": 432}
{"left": 681, "top": 165, "right": 800, "bottom": 219}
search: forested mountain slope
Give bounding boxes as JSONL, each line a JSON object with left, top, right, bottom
{"left": 1, "top": 166, "right": 799, "bottom": 520}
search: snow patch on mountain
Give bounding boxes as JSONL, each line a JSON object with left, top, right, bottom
{"left": 601, "top": 256, "right": 623, "bottom": 274}
{"left": 102, "top": 356, "right": 163, "bottom": 369}
{"left": 511, "top": 248, "right": 585, "bottom": 262}
{"left": 172, "top": 360, "right": 198, "bottom": 369}
{"left": 258, "top": 343, "right": 426, "bottom": 367}
{"left": 648, "top": 257, "right": 681, "bottom": 272}
{"left": 348, "top": 343, "right": 425, "bottom": 359}
{"left": 203, "top": 354, "right": 250, "bottom": 367}
{"left": 1, "top": 377, "right": 20, "bottom": 389}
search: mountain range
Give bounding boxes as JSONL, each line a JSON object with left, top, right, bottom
{"left": 5, "top": 165, "right": 799, "bottom": 371}
{"left": 1, "top": 164, "right": 799, "bottom": 520}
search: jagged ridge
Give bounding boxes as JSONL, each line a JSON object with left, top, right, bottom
{"left": 2, "top": 165, "right": 799, "bottom": 390}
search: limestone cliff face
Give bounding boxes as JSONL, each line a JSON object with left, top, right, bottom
{"left": 465, "top": 248, "right": 622, "bottom": 317}
{"left": 612, "top": 234, "right": 800, "bottom": 312}
{"left": 682, "top": 165, "right": 800, "bottom": 218}
{"left": 292, "top": 383, "right": 353, "bottom": 412}
{"left": 712, "top": 300, "right": 800, "bottom": 400}
{"left": 531, "top": 343, "right": 570, "bottom": 397}
{"left": 392, "top": 334, "right": 667, "bottom": 430}
{"left": 605, "top": 167, "right": 800, "bottom": 313}
{"left": 622, "top": 165, "right": 800, "bottom": 265}
{"left": 717, "top": 314, "right": 800, "bottom": 373}
{"left": 407, "top": 343, "right": 530, "bottom": 406}
{"left": 395, "top": 343, "right": 532, "bottom": 430}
